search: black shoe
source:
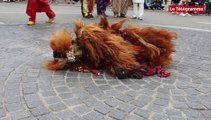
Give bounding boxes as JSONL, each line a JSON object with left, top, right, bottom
{"left": 114, "top": 14, "right": 118, "bottom": 18}
{"left": 132, "top": 16, "right": 137, "bottom": 19}
{"left": 120, "top": 13, "right": 126, "bottom": 18}
{"left": 115, "top": 67, "right": 129, "bottom": 79}
{"left": 88, "top": 14, "right": 94, "bottom": 18}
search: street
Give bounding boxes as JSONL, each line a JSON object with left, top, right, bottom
{"left": 0, "top": 2, "right": 211, "bottom": 120}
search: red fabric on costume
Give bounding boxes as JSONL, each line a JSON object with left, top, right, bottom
{"left": 108, "top": 0, "right": 110, "bottom": 5}
{"left": 26, "top": 0, "right": 55, "bottom": 22}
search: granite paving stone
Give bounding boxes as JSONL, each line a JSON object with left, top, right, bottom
{"left": 30, "top": 106, "right": 50, "bottom": 117}
{"left": 124, "top": 114, "right": 145, "bottom": 120}
{"left": 0, "top": 108, "right": 6, "bottom": 118}
{"left": 37, "top": 113, "right": 59, "bottom": 120}
{"left": 10, "top": 110, "right": 31, "bottom": 120}
{"left": 151, "top": 113, "right": 169, "bottom": 120}
{"left": 63, "top": 98, "right": 82, "bottom": 106}
{"left": 49, "top": 102, "right": 67, "bottom": 112}
{"left": 73, "top": 105, "right": 92, "bottom": 115}
{"left": 55, "top": 110, "right": 77, "bottom": 119}
{"left": 105, "top": 98, "right": 123, "bottom": 107}
{"left": 117, "top": 103, "right": 136, "bottom": 113}
{"left": 45, "top": 96, "right": 60, "bottom": 105}
{"left": 94, "top": 104, "right": 111, "bottom": 115}
{"left": 83, "top": 111, "right": 104, "bottom": 120}
{"left": 108, "top": 109, "right": 127, "bottom": 120}
{"left": 134, "top": 108, "right": 150, "bottom": 119}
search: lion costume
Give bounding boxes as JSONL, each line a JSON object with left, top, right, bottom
{"left": 44, "top": 17, "right": 177, "bottom": 79}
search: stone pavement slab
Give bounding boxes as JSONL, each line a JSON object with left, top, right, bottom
{"left": 0, "top": 20, "right": 210, "bottom": 120}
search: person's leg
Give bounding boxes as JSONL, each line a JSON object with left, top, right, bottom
{"left": 97, "top": 3, "right": 101, "bottom": 15}
{"left": 208, "top": 2, "right": 211, "bottom": 15}
{"left": 112, "top": 0, "right": 120, "bottom": 17}
{"left": 88, "top": 0, "right": 95, "bottom": 17}
{"left": 26, "top": 0, "right": 37, "bottom": 24}
{"left": 45, "top": 7, "right": 56, "bottom": 20}
{"left": 81, "top": 0, "right": 88, "bottom": 17}
{"left": 120, "top": 0, "right": 130, "bottom": 17}
{"left": 132, "top": 3, "right": 138, "bottom": 18}
{"left": 138, "top": 2, "right": 144, "bottom": 20}
{"left": 36, "top": 0, "right": 56, "bottom": 22}
{"left": 101, "top": 1, "right": 107, "bottom": 16}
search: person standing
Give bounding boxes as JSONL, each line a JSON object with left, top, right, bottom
{"left": 96, "top": 0, "right": 108, "bottom": 16}
{"left": 132, "top": 0, "right": 145, "bottom": 20}
{"left": 205, "top": 0, "right": 211, "bottom": 15}
{"left": 112, "top": 0, "right": 131, "bottom": 18}
{"left": 81, "top": 0, "right": 95, "bottom": 18}
{"left": 26, "top": 0, "right": 56, "bottom": 25}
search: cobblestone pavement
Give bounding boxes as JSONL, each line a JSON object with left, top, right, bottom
{"left": 0, "top": 22, "right": 210, "bottom": 120}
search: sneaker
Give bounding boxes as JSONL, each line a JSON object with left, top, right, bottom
{"left": 132, "top": 16, "right": 137, "bottom": 19}
{"left": 46, "top": 18, "right": 54, "bottom": 23}
{"left": 185, "top": 13, "right": 191, "bottom": 16}
{"left": 83, "top": 15, "right": 89, "bottom": 18}
{"left": 179, "top": 13, "right": 186, "bottom": 17}
{"left": 27, "top": 21, "right": 35, "bottom": 25}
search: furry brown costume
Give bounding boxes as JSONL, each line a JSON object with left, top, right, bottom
{"left": 44, "top": 28, "right": 72, "bottom": 70}
{"left": 44, "top": 20, "right": 140, "bottom": 75}
{"left": 74, "top": 19, "right": 140, "bottom": 75}
{"left": 44, "top": 17, "right": 176, "bottom": 78}
{"left": 98, "top": 16, "right": 177, "bottom": 67}
{"left": 44, "top": 27, "right": 86, "bottom": 71}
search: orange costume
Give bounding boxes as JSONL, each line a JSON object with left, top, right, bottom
{"left": 26, "top": 0, "right": 55, "bottom": 25}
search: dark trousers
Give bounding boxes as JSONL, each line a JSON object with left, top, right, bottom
{"left": 206, "top": 2, "right": 211, "bottom": 15}
{"left": 96, "top": 0, "right": 107, "bottom": 15}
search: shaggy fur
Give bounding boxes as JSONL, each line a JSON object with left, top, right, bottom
{"left": 44, "top": 20, "right": 141, "bottom": 75}
{"left": 122, "top": 26, "right": 176, "bottom": 67}
{"left": 44, "top": 27, "right": 95, "bottom": 71}
{"left": 74, "top": 19, "right": 140, "bottom": 74}
{"left": 98, "top": 16, "right": 177, "bottom": 67}
{"left": 44, "top": 17, "right": 176, "bottom": 77}
{"left": 44, "top": 28, "right": 72, "bottom": 70}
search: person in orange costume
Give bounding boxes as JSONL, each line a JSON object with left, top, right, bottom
{"left": 26, "top": 0, "right": 56, "bottom": 25}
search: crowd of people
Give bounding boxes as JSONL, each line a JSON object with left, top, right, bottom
{"left": 25, "top": 0, "right": 146, "bottom": 25}
{"left": 4, "top": 0, "right": 209, "bottom": 25}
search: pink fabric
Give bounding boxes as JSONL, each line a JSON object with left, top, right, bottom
{"left": 138, "top": 66, "right": 171, "bottom": 77}
{"left": 26, "top": 0, "right": 55, "bottom": 22}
